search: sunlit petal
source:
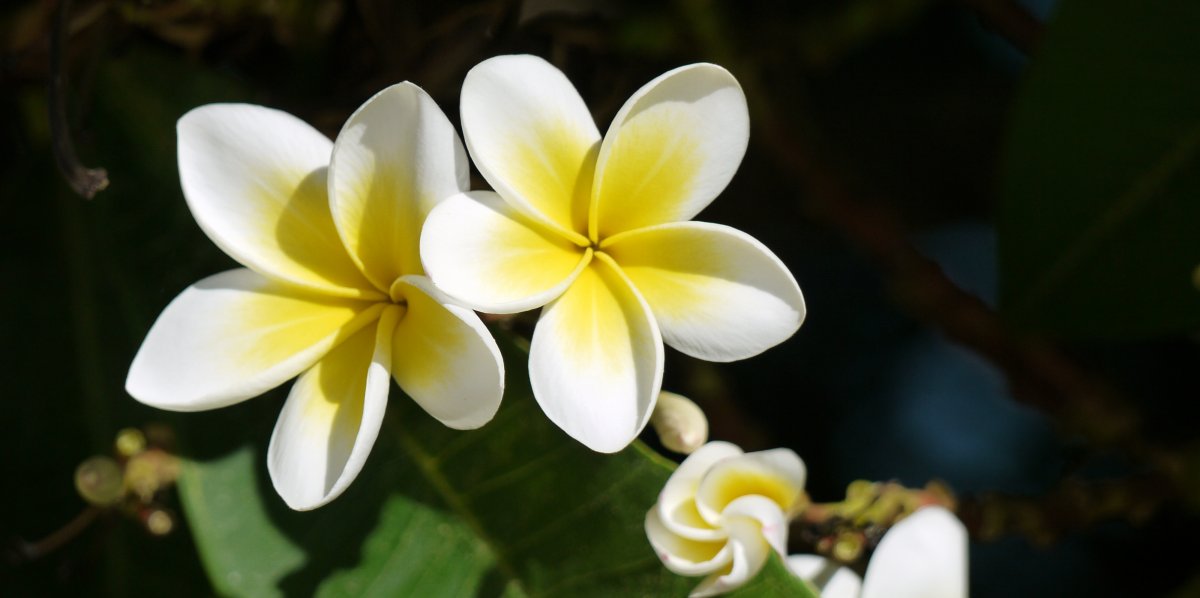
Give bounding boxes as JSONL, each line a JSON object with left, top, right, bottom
{"left": 389, "top": 276, "right": 504, "bottom": 430}
{"left": 861, "top": 507, "right": 968, "bottom": 598}
{"left": 590, "top": 64, "right": 749, "bottom": 239}
{"left": 694, "top": 449, "right": 806, "bottom": 523}
{"left": 461, "top": 54, "right": 599, "bottom": 243}
{"left": 604, "top": 221, "right": 805, "bottom": 361}
{"left": 658, "top": 441, "right": 743, "bottom": 541}
{"left": 786, "top": 555, "right": 863, "bottom": 598}
{"left": 267, "top": 307, "right": 399, "bottom": 510}
{"left": 329, "top": 83, "right": 469, "bottom": 289}
{"left": 126, "top": 269, "right": 384, "bottom": 411}
{"left": 177, "top": 104, "right": 379, "bottom": 298}
{"left": 420, "top": 191, "right": 591, "bottom": 313}
{"left": 528, "top": 253, "right": 663, "bottom": 453}
{"left": 646, "top": 504, "right": 731, "bottom": 577}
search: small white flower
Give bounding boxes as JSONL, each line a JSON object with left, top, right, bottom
{"left": 786, "top": 506, "right": 969, "bottom": 598}
{"left": 421, "top": 54, "right": 806, "bottom": 453}
{"left": 126, "top": 83, "right": 504, "bottom": 510}
{"left": 645, "top": 441, "right": 807, "bottom": 597}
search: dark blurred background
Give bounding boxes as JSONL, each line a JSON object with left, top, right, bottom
{"left": 3, "top": 0, "right": 1200, "bottom": 596}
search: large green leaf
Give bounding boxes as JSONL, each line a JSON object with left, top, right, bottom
{"left": 998, "top": 0, "right": 1200, "bottom": 337}
{"left": 177, "top": 338, "right": 816, "bottom": 597}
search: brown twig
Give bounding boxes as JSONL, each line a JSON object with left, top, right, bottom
{"left": 49, "top": 0, "right": 108, "bottom": 200}
{"left": 7, "top": 506, "right": 101, "bottom": 564}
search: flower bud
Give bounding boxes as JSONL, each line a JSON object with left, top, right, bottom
{"left": 75, "top": 456, "right": 124, "bottom": 507}
{"left": 649, "top": 391, "right": 708, "bottom": 454}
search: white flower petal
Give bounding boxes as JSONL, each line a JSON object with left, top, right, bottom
{"left": 528, "top": 253, "right": 663, "bottom": 453}
{"left": 329, "top": 82, "right": 469, "bottom": 289}
{"left": 786, "top": 555, "right": 863, "bottom": 598}
{"left": 460, "top": 54, "right": 599, "bottom": 243}
{"left": 658, "top": 441, "right": 744, "bottom": 541}
{"left": 645, "top": 504, "right": 731, "bottom": 576}
{"left": 861, "top": 507, "right": 969, "bottom": 598}
{"left": 720, "top": 495, "right": 790, "bottom": 556}
{"left": 604, "top": 221, "right": 805, "bottom": 362}
{"left": 389, "top": 276, "right": 504, "bottom": 429}
{"left": 590, "top": 63, "right": 749, "bottom": 239}
{"left": 126, "top": 269, "right": 383, "bottom": 411}
{"left": 267, "top": 307, "right": 399, "bottom": 510}
{"left": 695, "top": 448, "right": 807, "bottom": 524}
{"left": 690, "top": 515, "right": 771, "bottom": 598}
{"left": 420, "top": 191, "right": 591, "bottom": 313}
{"left": 177, "top": 104, "right": 378, "bottom": 298}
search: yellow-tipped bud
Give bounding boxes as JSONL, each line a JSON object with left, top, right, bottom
{"left": 649, "top": 391, "right": 709, "bottom": 454}
{"left": 115, "top": 428, "right": 147, "bottom": 458}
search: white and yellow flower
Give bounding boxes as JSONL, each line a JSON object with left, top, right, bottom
{"left": 786, "top": 506, "right": 968, "bottom": 598}
{"left": 645, "top": 441, "right": 807, "bottom": 597}
{"left": 421, "top": 55, "right": 806, "bottom": 452}
{"left": 126, "top": 83, "right": 504, "bottom": 510}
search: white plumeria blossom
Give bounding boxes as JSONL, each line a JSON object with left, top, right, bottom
{"left": 421, "top": 55, "right": 806, "bottom": 453}
{"left": 786, "top": 506, "right": 969, "bottom": 598}
{"left": 645, "top": 441, "right": 807, "bottom": 597}
{"left": 126, "top": 83, "right": 504, "bottom": 510}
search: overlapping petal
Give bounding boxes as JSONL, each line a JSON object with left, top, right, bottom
{"left": 267, "top": 307, "right": 399, "bottom": 510}
{"left": 590, "top": 64, "right": 749, "bottom": 240}
{"left": 177, "top": 104, "right": 379, "bottom": 298}
{"left": 329, "top": 83, "right": 469, "bottom": 289}
{"left": 528, "top": 253, "right": 663, "bottom": 453}
{"left": 420, "top": 191, "right": 592, "bottom": 313}
{"left": 690, "top": 505, "right": 777, "bottom": 598}
{"left": 645, "top": 506, "right": 730, "bottom": 577}
{"left": 658, "top": 441, "right": 743, "bottom": 541}
{"left": 388, "top": 276, "right": 504, "bottom": 429}
{"left": 694, "top": 449, "right": 807, "bottom": 524}
{"left": 860, "top": 507, "right": 968, "bottom": 598}
{"left": 603, "top": 222, "right": 805, "bottom": 361}
{"left": 786, "top": 555, "right": 863, "bottom": 598}
{"left": 126, "top": 269, "right": 384, "bottom": 412}
{"left": 460, "top": 54, "right": 599, "bottom": 243}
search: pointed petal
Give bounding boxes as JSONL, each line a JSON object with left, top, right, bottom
{"left": 658, "top": 441, "right": 744, "bottom": 541}
{"left": 645, "top": 505, "right": 731, "bottom": 576}
{"left": 695, "top": 448, "right": 806, "bottom": 523}
{"left": 329, "top": 83, "right": 469, "bottom": 289}
{"left": 690, "top": 510, "right": 774, "bottom": 598}
{"left": 127, "top": 269, "right": 384, "bottom": 411}
{"left": 420, "top": 191, "right": 591, "bottom": 313}
{"left": 604, "top": 221, "right": 805, "bottom": 362}
{"left": 267, "top": 307, "right": 399, "bottom": 510}
{"left": 460, "top": 54, "right": 598, "bottom": 243}
{"left": 528, "top": 253, "right": 663, "bottom": 453}
{"left": 591, "top": 64, "right": 749, "bottom": 239}
{"left": 861, "top": 507, "right": 969, "bottom": 598}
{"left": 389, "top": 276, "right": 504, "bottom": 429}
{"left": 786, "top": 555, "right": 863, "bottom": 598}
{"left": 178, "top": 104, "right": 379, "bottom": 298}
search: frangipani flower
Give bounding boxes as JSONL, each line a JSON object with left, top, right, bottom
{"left": 786, "top": 506, "right": 969, "bottom": 598}
{"left": 645, "top": 441, "right": 807, "bottom": 597}
{"left": 421, "top": 55, "right": 806, "bottom": 452}
{"left": 126, "top": 83, "right": 504, "bottom": 510}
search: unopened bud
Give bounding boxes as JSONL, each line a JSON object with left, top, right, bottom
{"left": 115, "top": 428, "right": 146, "bottom": 458}
{"left": 650, "top": 391, "right": 709, "bottom": 454}
{"left": 833, "top": 531, "right": 865, "bottom": 562}
{"left": 75, "top": 456, "right": 124, "bottom": 507}
{"left": 144, "top": 509, "right": 174, "bottom": 536}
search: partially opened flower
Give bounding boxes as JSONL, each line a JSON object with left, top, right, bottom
{"left": 421, "top": 55, "right": 805, "bottom": 452}
{"left": 645, "top": 441, "right": 807, "bottom": 597}
{"left": 786, "top": 506, "right": 969, "bottom": 598}
{"left": 126, "top": 83, "right": 504, "bottom": 510}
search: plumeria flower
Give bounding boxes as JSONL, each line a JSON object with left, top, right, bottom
{"left": 421, "top": 55, "right": 806, "bottom": 452}
{"left": 786, "top": 506, "right": 969, "bottom": 598}
{"left": 644, "top": 441, "right": 807, "bottom": 597}
{"left": 126, "top": 83, "right": 504, "bottom": 510}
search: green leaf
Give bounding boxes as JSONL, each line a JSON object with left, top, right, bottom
{"left": 177, "top": 338, "right": 815, "bottom": 597}
{"left": 998, "top": 0, "right": 1200, "bottom": 338}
